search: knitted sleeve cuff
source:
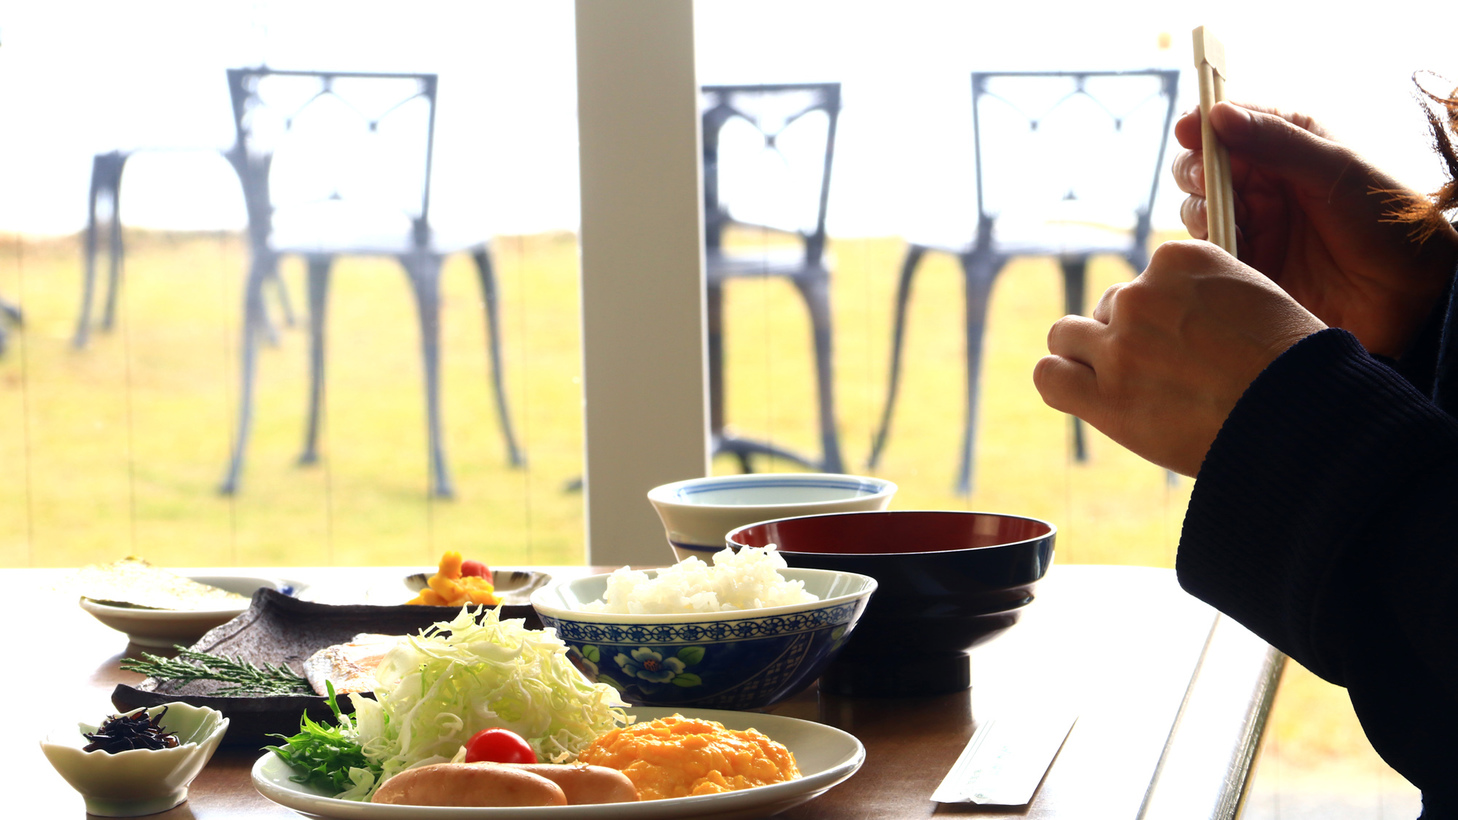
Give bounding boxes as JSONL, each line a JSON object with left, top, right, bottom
{"left": 1177, "top": 328, "right": 1458, "bottom": 679}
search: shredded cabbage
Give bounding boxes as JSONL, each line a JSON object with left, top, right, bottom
{"left": 344, "top": 605, "right": 629, "bottom": 800}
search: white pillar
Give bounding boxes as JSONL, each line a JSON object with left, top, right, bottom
{"left": 575, "top": 0, "right": 710, "bottom": 566}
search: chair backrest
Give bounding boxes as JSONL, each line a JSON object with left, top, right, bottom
{"left": 225, "top": 67, "right": 440, "bottom": 251}
{"left": 970, "top": 69, "right": 1179, "bottom": 251}
{"left": 700, "top": 83, "right": 841, "bottom": 261}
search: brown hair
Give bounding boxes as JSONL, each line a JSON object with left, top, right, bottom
{"left": 1388, "top": 72, "right": 1458, "bottom": 240}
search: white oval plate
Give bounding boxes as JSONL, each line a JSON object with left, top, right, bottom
{"left": 80, "top": 575, "right": 296, "bottom": 648}
{"left": 252, "top": 707, "right": 864, "bottom": 820}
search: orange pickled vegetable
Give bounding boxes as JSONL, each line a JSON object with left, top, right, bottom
{"left": 406, "top": 551, "right": 501, "bottom": 607}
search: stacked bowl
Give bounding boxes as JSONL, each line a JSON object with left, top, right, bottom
{"left": 648, "top": 473, "right": 896, "bottom": 563}
{"left": 728, "top": 510, "right": 1055, "bottom": 696}
{"left": 549, "top": 472, "right": 1058, "bottom": 701}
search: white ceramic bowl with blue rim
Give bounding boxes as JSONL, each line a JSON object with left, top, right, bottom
{"left": 648, "top": 473, "right": 896, "bottom": 562}
{"left": 531, "top": 567, "right": 877, "bottom": 710}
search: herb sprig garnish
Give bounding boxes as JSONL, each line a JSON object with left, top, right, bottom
{"left": 267, "top": 683, "right": 382, "bottom": 794}
{"left": 121, "top": 646, "right": 313, "bottom": 696}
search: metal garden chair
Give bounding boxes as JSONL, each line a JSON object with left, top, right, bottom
{"left": 867, "top": 69, "right": 1180, "bottom": 494}
{"left": 702, "top": 82, "right": 844, "bottom": 474}
{"left": 220, "top": 67, "right": 524, "bottom": 499}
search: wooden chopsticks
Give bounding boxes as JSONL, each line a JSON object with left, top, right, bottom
{"left": 1194, "top": 26, "right": 1237, "bottom": 256}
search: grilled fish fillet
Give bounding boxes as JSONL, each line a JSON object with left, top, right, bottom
{"left": 303, "top": 633, "right": 406, "bottom": 696}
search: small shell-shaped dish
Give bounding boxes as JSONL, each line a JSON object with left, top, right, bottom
{"left": 39, "top": 701, "right": 229, "bottom": 817}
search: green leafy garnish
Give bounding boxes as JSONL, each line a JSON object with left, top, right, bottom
{"left": 266, "top": 683, "right": 382, "bottom": 796}
{"left": 121, "top": 646, "right": 312, "bottom": 696}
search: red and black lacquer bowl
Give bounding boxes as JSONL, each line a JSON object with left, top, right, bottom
{"left": 727, "top": 510, "right": 1055, "bottom": 697}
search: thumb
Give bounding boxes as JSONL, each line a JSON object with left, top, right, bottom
{"left": 1209, "top": 102, "right": 1360, "bottom": 189}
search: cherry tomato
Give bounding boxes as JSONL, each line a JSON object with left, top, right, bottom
{"left": 464, "top": 728, "right": 536, "bottom": 764}
{"left": 460, "top": 560, "right": 491, "bottom": 579}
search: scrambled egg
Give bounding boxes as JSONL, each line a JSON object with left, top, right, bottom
{"left": 577, "top": 714, "right": 800, "bottom": 800}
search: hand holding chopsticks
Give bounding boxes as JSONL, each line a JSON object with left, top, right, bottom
{"left": 1194, "top": 26, "right": 1237, "bottom": 256}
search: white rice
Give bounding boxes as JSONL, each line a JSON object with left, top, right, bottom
{"left": 581, "top": 545, "right": 819, "bottom": 614}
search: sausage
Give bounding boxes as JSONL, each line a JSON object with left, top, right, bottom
{"left": 502, "top": 763, "right": 639, "bottom": 804}
{"left": 370, "top": 762, "right": 567, "bottom": 807}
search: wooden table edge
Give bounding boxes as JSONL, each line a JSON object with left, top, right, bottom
{"left": 1137, "top": 612, "right": 1286, "bottom": 820}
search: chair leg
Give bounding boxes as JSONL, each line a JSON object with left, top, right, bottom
{"left": 793, "top": 268, "right": 843, "bottom": 473}
{"left": 706, "top": 279, "right": 728, "bottom": 450}
{"left": 471, "top": 247, "right": 525, "bottom": 468}
{"left": 258, "top": 271, "right": 285, "bottom": 348}
{"left": 711, "top": 269, "right": 839, "bottom": 469}
{"left": 248, "top": 242, "right": 289, "bottom": 348}
{"left": 75, "top": 152, "right": 125, "bottom": 349}
{"left": 298, "top": 256, "right": 332, "bottom": 466}
{"left": 707, "top": 278, "right": 821, "bottom": 473}
{"left": 0, "top": 298, "right": 20, "bottom": 358}
{"left": 716, "top": 435, "right": 818, "bottom": 472}
{"left": 267, "top": 265, "right": 298, "bottom": 330}
{"left": 220, "top": 252, "right": 275, "bottom": 495}
{"left": 1060, "top": 256, "right": 1090, "bottom": 463}
{"left": 956, "top": 252, "right": 1003, "bottom": 496}
{"left": 101, "top": 192, "right": 124, "bottom": 334}
{"left": 404, "top": 252, "right": 454, "bottom": 499}
{"left": 867, "top": 244, "right": 926, "bottom": 470}
{"left": 75, "top": 157, "right": 104, "bottom": 349}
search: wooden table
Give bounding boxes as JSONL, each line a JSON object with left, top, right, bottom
{"left": 8, "top": 564, "right": 1282, "bottom": 819}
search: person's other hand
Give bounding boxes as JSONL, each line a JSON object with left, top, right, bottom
{"left": 1174, "top": 101, "right": 1457, "bottom": 358}
{"left": 1034, "top": 241, "right": 1327, "bottom": 477}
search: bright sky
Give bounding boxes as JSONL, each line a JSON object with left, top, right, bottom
{"left": 2, "top": 1, "right": 1457, "bottom": 237}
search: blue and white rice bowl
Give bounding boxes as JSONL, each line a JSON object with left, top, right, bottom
{"left": 531, "top": 568, "right": 877, "bottom": 710}
{"left": 648, "top": 473, "right": 896, "bottom": 563}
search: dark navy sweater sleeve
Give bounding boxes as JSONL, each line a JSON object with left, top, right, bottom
{"left": 1177, "top": 327, "right": 1458, "bottom": 816}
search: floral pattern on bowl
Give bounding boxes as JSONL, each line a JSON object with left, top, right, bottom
{"left": 536, "top": 580, "right": 871, "bottom": 711}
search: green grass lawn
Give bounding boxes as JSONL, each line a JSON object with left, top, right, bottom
{"left": 0, "top": 228, "right": 1416, "bottom": 806}
{"left": 0, "top": 228, "right": 1191, "bottom": 570}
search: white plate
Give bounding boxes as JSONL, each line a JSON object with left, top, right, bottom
{"left": 251, "top": 707, "right": 865, "bottom": 820}
{"left": 80, "top": 575, "right": 297, "bottom": 648}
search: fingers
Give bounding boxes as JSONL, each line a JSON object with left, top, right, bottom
{"left": 1090, "top": 282, "right": 1125, "bottom": 324}
{"left": 1032, "top": 353, "right": 1100, "bottom": 423}
{"left": 1179, "top": 195, "right": 1208, "bottom": 241}
{"left": 1175, "top": 102, "right": 1353, "bottom": 193}
{"left": 1045, "top": 313, "right": 1105, "bottom": 367}
{"left": 1172, "top": 142, "right": 1209, "bottom": 239}
{"left": 1172, "top": 147, "right": 1204, "bottom": 196}
{"left": 1174, "top": 107, "right": 1203, "bottom": 151}
{"left": 1033, "top": 306, "right": 1114, "bottom": 464}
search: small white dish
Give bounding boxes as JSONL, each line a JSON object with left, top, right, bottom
{"left": 40, "top": 702, "right": 229, "bottom": 817}
{"left": 649, "top": 473, "right": 897, "bottom": 562}
{"left": 80, "top": 575, "right": 291, "bottom": 647}
{"left": 252, "top": 706, "right": 864, "bottom": 819}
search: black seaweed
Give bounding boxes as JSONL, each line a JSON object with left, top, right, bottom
{"left": 82, "top": 706, "right": 181, "bottom": 753}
